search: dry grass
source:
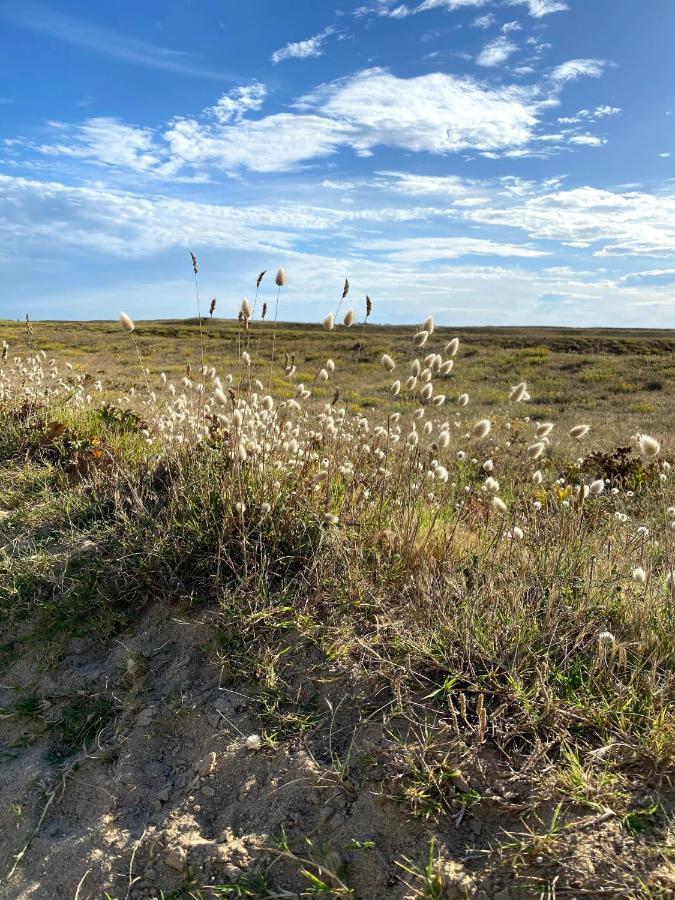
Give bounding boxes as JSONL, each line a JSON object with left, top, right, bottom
{"left": 0, "top": 276, "right": 674, "bottom": 898}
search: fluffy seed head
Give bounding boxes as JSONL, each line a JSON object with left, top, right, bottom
{"left": 637, "top": 433, "right": 660, "bottom": 458}
{"left": 413, "top": 331, "right": 429, "bottom": 347}
{"left": 446, "top": 338, "right": 460, "bottom": 356}
{"left": 458, "top": 393, "right": 469, "bottom": 407}
{"left": 509, "top": 382, "right": 528, "bottom": 403}
{"left": 589, "top": 479, "right": 605, "bottom": 495}
{"left": 632, "top": 566, "right": 647, "bottom": 584}
{"left": 119, "top": 311, "right": 135, "bottom": 333}
{"left": 492, "top": 496, "right": 508, "bottom": 514}
{"left": 536, "top": 422, "right": 554, "bottom": 438}
{"left": 323, "top": 312, "right": 335, "bottom": 331}
{"left": 382, "top": 354, "right": 396, "bottom": 372}
{"left": 527, "top": 442, "right": 545, "bottom": 460}
{"left": 570, "top": 425, "right": 590, "bottom": 440}
{"left": 473, "top": 419, "right": 491, "bottom": 440}
{"left": 343, "top": 308, "right": 355, "bottom": 327}
{"left": 423, "top": 316, "right": 434, "bottom": 334}
{"left": 275, "top": 268, "right": 286, "bottom": 287}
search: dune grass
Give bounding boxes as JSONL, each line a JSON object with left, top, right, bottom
{"left": 1, "top": 276, "right": 674, "bottom": 896}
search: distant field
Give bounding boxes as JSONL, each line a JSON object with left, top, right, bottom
{"left": 3, "top": 318, "right": 674, "bottom": 439}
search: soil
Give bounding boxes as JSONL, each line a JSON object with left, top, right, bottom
{"left": 0, "top": 603, "right": 670, "bottom": 899}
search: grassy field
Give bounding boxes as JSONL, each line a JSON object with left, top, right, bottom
{"left": 0, "top": 300, "right": 674, "bottom": 899}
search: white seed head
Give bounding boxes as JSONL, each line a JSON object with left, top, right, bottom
{"left": 492, "top": 496, "right": 508, "bottom": 514}
{"left": 632, "top": 566, "right": 647, "bottom": 584}
{"left": 509, "top": 382, "right": 528, "bottom": 403}
{"left": 473, "top": 419, "right": 491, "bottom": 440}
{"left": 527, "top": 442, "right": 545, "bottom": 460}
{"left": 119, "top": 311, "right": 135, "bottom": 333}
{"left": 637, "top": 433, "right": 660, "bottom": 458}
{"left": 570, "top": 425, "right": 590, "bottom": 440}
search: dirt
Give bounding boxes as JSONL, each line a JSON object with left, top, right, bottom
{"left": 0, "top": 602, "right": 669, "bottom": 899}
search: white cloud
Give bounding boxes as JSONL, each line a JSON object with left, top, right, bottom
{"left": 361, "top": 0, "right": 568, "bottom": 18}
{"left": 37, "top": 118, "right": 169, "bottom": 174}
{"left": 356, "top": 0, "right": 489, "bottom": 19}
{"left": 26, "top": 70, "right": 543, "bottom": 175}
{"left": 472, "top": 13, "right": 495, "bottom": 27}
{"left": 361, "top": 235, "right": 550, "bottom": 262}
{"left": 416, "top": 0, "right": 489, "bottom": 11}
{"left": 297, "top": 68, "right": 539, "bottom": 154}
{"left": 321, "top": 179, "right": 356, "bottom": 191}
{"left": 476, "top": 36, "right": 518, "bottom": 67}
{"left": 568, "top": 134, "right": 605, "bottom": 147}
{"left": 271, "top": 27, "right": 335, "bottom": 64}
{"left": 594, "top": 105, "right": 621, "bottom": 118}
{"left": 466, "top": 186, "right": 675, "bottom": 256}
{"left": 15, "top": 57, "right": 612, "bottom": 177}
{"left": 550, "top": 59, "right": 606, "bottom": 84}
{"left": 376, "top": 170, "right": 481, "bottom": 198}
{"left": 209, "top": 84, "right": 266, "bottom": 122}
{"left": 507, "top": 0, "right": 569, "bottom": 16}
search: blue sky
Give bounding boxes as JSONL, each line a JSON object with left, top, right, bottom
{"left": 1, "top": 0, "right": 674, "bottom": 326}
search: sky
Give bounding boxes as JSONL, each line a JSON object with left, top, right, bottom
{"left": 0, "top": 0, "right": 674, "bottom": 327}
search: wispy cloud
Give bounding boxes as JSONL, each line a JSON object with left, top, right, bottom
{"left": 507, "top": 0, "right": 569, "bottom": 16}
{"left": 476, "top": 36, "right": 518, "bottom": 67}
{"left": 550, "top": 59, "right": 606, "bottom": 84}
{"left": 471, "top": 13, "right": 495, "bottom": 28}
{"left": 0, "top": 0, "right": 230, "bottom": 79}
{"left": 271, "top": 27, "right": 335, "bottom": 64}
{"left": 358, "top": 0, "right": 568, "bottom": 19}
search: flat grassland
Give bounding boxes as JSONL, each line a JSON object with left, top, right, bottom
{"left": 0, "top": 316, "right": 673, "bottom": 900}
